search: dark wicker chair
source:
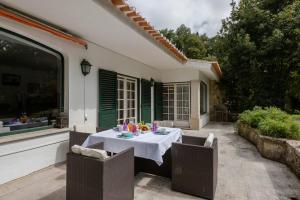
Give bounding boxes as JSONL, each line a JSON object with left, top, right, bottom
{"left": 66, "top": 143, "right": 134, "bottom": 200}
{"left": 171, "top": 135, "right": 218, "bottom": 200}
{"left": 69, "top": 131, "right": 91, "bottom": 151}
{"left": 96, "top": 127, "right": 108, "bottom": 132}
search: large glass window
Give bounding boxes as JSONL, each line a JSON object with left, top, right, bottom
{"left": 200, "top": 81, "right": 208, "bottom": 114}
{"left": 0, "top": 29, "right": 63, "bottom": 135}
{"left": 117, "top": 76, "right": 137, "bottom": 124}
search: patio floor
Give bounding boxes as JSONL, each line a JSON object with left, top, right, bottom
{"left": 0, "top": 123, "right": 299, "bottom": 200}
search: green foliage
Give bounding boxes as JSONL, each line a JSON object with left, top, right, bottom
{"left": 239, "top": 107, "right": 268, "bottom": 128}
{"left": 160, "top": 25, "right": 215, "bottom": 60}
{"left": 238, "top": 107, "right": 300, "bottom": 140}
{"left": 214, "top": 0, "right": 300, "bottom": 113}
{"left": 159, "top": 0, "right": 300, "bottom": 113}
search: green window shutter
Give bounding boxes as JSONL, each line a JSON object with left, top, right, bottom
{"left": 141, "top": 79, "right": 151, "bottom": 123}
{"left": 99, "top": 69, "right": 117, "bottom": 129}
{"left": 154, "top": 82, "right": 163, "bottom": 120}
{"left": 137, "top": 78, "right": 140, "bottom": 122}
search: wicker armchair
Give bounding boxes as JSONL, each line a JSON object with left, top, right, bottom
{"left": 66, "top": 143, "right": 134, "bottom": 200}
{"left": 69, "top": 131, "right": 91, "bottom": 151}
{"left": 171, "top": 135, "right": 218, "bottom": 200}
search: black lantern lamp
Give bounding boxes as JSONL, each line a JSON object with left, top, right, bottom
{"left": 81, "top": 59, "right": 92, "bottom": 76}
{"left": 150, "top": 78, "right": 155, "bottom": 87}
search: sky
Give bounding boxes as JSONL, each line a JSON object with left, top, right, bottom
{"left": 127, "top": 0, "right": 236, "bottom": 37}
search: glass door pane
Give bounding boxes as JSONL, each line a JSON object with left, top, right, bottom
{"left": 163, "top": 82, "right": 190, "bottom": 127}
{"left": 117, "top": 76, "right": 137, "bottom": 124}
{"left": 117, "top": 78, "right": 125, "bottom": 125}
{"left": 162, "top": 84, "right": 174, "bottom": 121}
{"left": 176, "top": 84, "right": 190, "bottom": 121}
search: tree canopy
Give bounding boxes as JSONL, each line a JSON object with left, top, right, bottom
{"left": 215, "top": 0, "right": 300, "bottom": 113}
{"left": 161, "top": 0, "right": 300, "bottom": 113}
{"left": 160, "top": 25, "right": 216, "bottom": 61}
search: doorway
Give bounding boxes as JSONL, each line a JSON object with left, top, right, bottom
{"left": 163, "top": 83, "right": 190, "bottom": 127}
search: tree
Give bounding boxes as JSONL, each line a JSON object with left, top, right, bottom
{"left": 214, "top": 0, "right": 300, "bottom": 113}
{"left": 160, "top": 25, "right": 214, "bottom": 60}
{"left": 160, "top": 1, "right": 300, "bottom": 113}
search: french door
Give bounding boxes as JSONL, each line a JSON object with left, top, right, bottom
{"left": 117, "top": 75, "right": 137, "bottom": 124}
{"left": 163, "top": 83, "right": 190, "bottom": 127}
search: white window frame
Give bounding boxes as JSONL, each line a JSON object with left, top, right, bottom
{"left": 175, "top": 83, "right": 190, "bottom": 122}
{"left": 163, "top": 84, "right": 175, "bottom": 121}
{"left": 163, "top": 82, "right": 190, "bottom": 126}
{"left": 117, "top": 75, "right": 137, "bottom": 124}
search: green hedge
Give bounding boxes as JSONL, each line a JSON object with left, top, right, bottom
{"left": 238, "top": 107, "right": 300, "bottom": 140}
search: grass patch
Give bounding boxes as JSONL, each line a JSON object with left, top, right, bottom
{"left": 238, "top": 107, "right": 300, "bottom": 140}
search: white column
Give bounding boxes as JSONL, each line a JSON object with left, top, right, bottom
{"left": 189, "top": 80, "right": 201, "bottom": 130}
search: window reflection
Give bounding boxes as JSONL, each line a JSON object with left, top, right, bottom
{"left": 0, "top": 30, "right": 63, "bottom": 134}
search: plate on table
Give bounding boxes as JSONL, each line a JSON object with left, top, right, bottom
{"left": 154, "top": 128, "right": 170, "bottom": 135}
{"left": 117, "top": 131, "right": 134, "bottom": 139}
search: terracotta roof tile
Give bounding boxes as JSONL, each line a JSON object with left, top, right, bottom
{"left": 110, "top": 0, "right": 187, "bottom": 63}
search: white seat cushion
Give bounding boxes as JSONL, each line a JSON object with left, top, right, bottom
{"left": 71, "top": 145, "right": 110, "bottom": 160}
{"left": 204, "top": 133, "right": 215, "bottom": 147}
{"left": 71, "top": 145, "right": 82, "bottom": 154}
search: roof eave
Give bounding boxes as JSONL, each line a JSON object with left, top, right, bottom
{"left": 109, "top": 0, "right": 188, "bottom": 63}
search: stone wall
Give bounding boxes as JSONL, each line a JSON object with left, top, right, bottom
{"left": 237, "top": 123, "right": 300, "bottom": 179}
{"left": 209, "top": 80, "right": 223, "bottom": 121}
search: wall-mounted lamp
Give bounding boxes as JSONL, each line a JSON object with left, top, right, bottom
{"left": 150, "top": 78, "right": 155, "bottom": 87}
{"left": 81, "top": 59, "right": 92, "bottom": 123}
{"left": 81, "top": 59, "right": 92, "bottom": 76}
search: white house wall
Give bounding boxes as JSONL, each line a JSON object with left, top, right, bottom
{"left": 0, "top": 130, "right": 69, "bottom": 185}
{"left": 159, "top": 68, "right": 211, "bottom": 128}
{"left": 0, "top": 14, "right": 214, "bottom": 184}
{"left": 0, "top": 17, "right": 161, "bottom": 184}
{"left": 159, "top": 68, "right": 200, "bottom": 83}
{"left": 69, "top": 41, "right": 161, "bottom": 132}
{"left": 0, "top": 17, "right": 161, "bottom": 133}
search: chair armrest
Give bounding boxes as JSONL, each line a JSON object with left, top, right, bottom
{"left": 107, "top": 147, "right": 134, "bottom": 163}
{"left": 182, "top": 135, "right": 206, "bottom": 146}
{"left": 86, "top": 142, "right": 104, "bottom": 150}
{"left": 172, "top": 142, "right": 214, "bottom": 156}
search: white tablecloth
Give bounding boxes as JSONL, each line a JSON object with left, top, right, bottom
{"left": 82, "top": 127, "right": 183, "bottom": 165}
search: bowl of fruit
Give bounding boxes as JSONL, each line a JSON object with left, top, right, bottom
{"left": 138, "top": 122, "right": 150, "bottom": 133}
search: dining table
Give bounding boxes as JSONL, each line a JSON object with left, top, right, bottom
{"left": 82, "top": 127, "right": 183, "bottom": 166}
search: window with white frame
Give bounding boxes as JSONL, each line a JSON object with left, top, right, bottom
{"left": 117, "top": 76, "right": 137, "bottom": 124}
{"left": 163, "top": 84, "right": 174, "bottom": 120}
{"left": 200, "top": 81, "right": 208, "bottom": 114}
{"left": 176, "top": 84, "right": 190, "bottom": 121}
{"left": 163, "top": 83, "right": 190, "bottom": 122}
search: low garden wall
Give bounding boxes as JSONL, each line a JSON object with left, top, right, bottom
{"left": 237, "top": 123, "right": 300, "bottom": 179}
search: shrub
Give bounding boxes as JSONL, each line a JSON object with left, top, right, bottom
{"left": 291, "top": 115, "right": 300, "bottom": 122}
{"left": 258, "top": 118, "right": 289, "bottom": 138}
{"left": 288, "top": 122, "right": 300, "bottom": 140}
{"left": 239, "top": 107, "right": 267, "bottom": 128}
{"left": 238, "top": 107, "right": 300, "bottom": 140}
